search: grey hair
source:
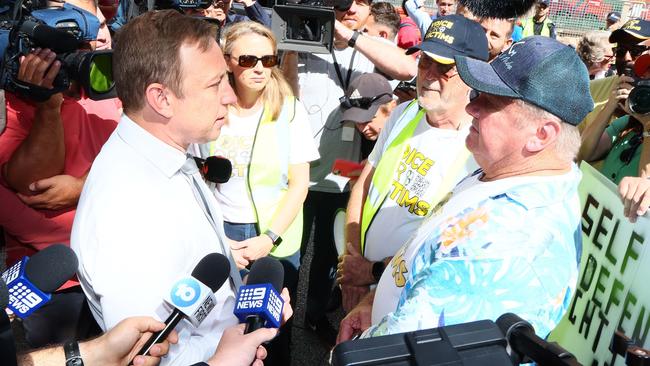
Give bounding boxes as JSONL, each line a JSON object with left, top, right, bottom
{"left": 514, "top": 100, "right": 581, "bottom": 162}
{"left": 577, "top": 30, "right": 612, "bottom": 69}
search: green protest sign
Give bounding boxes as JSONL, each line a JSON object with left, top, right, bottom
{"left": 549, "top": 163, "right": 650, "bottom": 365}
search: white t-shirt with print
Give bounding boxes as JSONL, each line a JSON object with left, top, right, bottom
{"left": 364, "top": 102, "right": 477, "bottom": 262}
{"left": 210, "top": 102, "right": 319, "bottom": 223}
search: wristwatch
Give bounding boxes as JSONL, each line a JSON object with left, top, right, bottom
{"left": 372, "top": 261, "right": 386, "bottom": 283}
{"left": 264, "top": 229, "right": 283, "bottom": 247}
{"left": 348, "top": 31, "right": 360, "bottom": 48}
{"left": 64, "top": 341, "right": 84, "bottom": 366}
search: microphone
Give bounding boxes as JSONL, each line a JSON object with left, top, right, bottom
{"left": 0, "top": 279, "right": 17, "bottom": 366}
{"left": 135, "top": 253, "right": 231, "bottom": 358}
{"left": 233, "top": 257, "right": 285, "bottom": 333}
{"left": 457, "top": 0, "right": 536, "bottom": 19}
{"left": 193, "top": 156, "right": 232, "bottom": 184}
{"left": 0, "top": 244, "right": 78, "bottom": 318}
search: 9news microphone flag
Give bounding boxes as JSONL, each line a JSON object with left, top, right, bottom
{"left": 0, "top": 244, "right": 78, "bottom": 318}
{"left": 233, "top": 257, "right": 285, "bottom": 332}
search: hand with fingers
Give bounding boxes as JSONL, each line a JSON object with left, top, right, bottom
{"left": 17, "top": 174, "right": 85, "bottom": 210}
{"left": 17, "top": 48, "right": 63, "bottom": 106}
{"left": 619, "top": 176, "right": 650, "bottom": 223}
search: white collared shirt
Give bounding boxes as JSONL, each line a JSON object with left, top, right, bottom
{"left": 72, "top": 115, "right": 237, "bottom": 365}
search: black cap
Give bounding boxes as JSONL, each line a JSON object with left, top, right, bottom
{"left": 609, "top": 19, "right": 650, "bottom": 45}
{"left": 341, "top": 73, "right": 394, "bottom": 123}
{"left": 406, "top": 14, "right": 489, "bottom": 63}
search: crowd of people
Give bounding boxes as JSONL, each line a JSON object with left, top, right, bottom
{"left": 1, "top": 0, "right": 650, "bottom": 365}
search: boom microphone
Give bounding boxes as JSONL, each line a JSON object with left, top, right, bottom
{"left": 0, "top": 244, "right": 78, "bottom": 318}
{"left": 234, "top": 257, "right": 285, "bottom": 333}
{"left": 193, "top": 156, "right": 233, "bottom": 184}
{"left": 457, "top": 0, "right": 536, "bottom": 19}
{"left": 134, "top": 253, "right": 231, "bottom": 359}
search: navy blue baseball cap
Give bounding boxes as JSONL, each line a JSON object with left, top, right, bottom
{"left": 610, "top": 19, "right": 650, "bottom": 45}
{"left": 406, "top": 14, "right": 489, "bottom": 64}
{"left": 455, "top": 36, "right": 594, "bottom": 125}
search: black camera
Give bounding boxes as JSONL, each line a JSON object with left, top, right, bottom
{"left": 628, "top": 80, "right": 650, "bottom": 115}
{"left": 271, "top": 0, "right": 353, "bottom": 54}
{"left": 0, "top": 3, "right": 115, "bottom": 102}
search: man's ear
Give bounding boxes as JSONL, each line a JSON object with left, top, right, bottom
{"left": 526, "top": 119, "right": 560, "bottom": 153}
{"left": 144, "top": 83, "right": 173, "bottom": 119}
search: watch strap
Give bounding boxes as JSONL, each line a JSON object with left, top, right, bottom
{"left": 64, "top": 341, "right": 84, "bottom": 366}
{"left": 348, "top": 31, "right": 360, "bottom": 48}
{"left": 264, "top": 229, "right": 282, "bottom": 247}
{"left": 372, "top": 261, "right": 386, "bottom": 283}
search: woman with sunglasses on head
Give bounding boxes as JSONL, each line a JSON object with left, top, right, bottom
{"left": 198, "top": 20, "right": 318, "bottom": 293}
{"left": 579, "top": 55, "right": 650, "bottom": 184}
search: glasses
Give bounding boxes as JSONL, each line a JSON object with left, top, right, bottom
{"left": 418, "top": 55, "right": 457, "bottom": 78}
{"left": 226, "top": 54, "right": 278, "bottom": 68}
{"left": 615, "top": 45, "right": 650, "bottom": 58}
{"left": 339, "top": 93, "right": 392, "bottom": 109}
{"left": 620, "top": 134, "right": 643, "bottom": 165}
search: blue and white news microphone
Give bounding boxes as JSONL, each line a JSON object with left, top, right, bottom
{"left": 0, "top": 244, "right": 78, "bottom": 318}
{"left": 234, "top": 257, "right": 285, "bottom": 333}
{"left": 135, "top": 253, "right": 231, "bottom": 358}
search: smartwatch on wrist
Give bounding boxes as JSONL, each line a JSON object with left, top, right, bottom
{"left": 372, "top": 261, "right": 386, "bottom": 283}
{"left": 64, "top": 341, "right": 84, "bottom": 366}
{"left": 348, "top": 31, "right": 360, "bottom": 48}
{"left": 264, "top": 229, "right": 283, "bottom": 247}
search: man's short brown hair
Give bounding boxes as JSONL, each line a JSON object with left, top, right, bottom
{"left": 113, "top": 10, "right": 218, "bottom": 113}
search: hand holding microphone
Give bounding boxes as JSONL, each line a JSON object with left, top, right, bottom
{"left": 133, "top": 253, "right": 231, "bottom": 360}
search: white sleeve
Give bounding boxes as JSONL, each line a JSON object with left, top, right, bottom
{"left": 289, "top": 100, "right": 321, "bottom": 164}
{"left": 367, "top": 101, "right": 410, "bottom": 167}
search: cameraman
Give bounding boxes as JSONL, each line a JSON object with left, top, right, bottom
{"left": 0, "top": 0, "right": 119, "bottom": 348}
{"left": 579, "top": 19, "right": 650, "bottom": 184}
{"left": 110, "top": 0, "right": 270, "bottom": 32}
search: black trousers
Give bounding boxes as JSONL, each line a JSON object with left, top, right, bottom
{"left": 300, "top": 190, "right": 350, "bottom": 323}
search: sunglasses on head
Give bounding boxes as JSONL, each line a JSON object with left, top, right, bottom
{"left": 339, "top": 93, "right": 392, "bottom": 109}
{"left": 226, "top": 54, "right": 278, "bottom": 68}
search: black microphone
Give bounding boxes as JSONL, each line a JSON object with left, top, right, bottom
{"left": 0, "top": 279, "right": 17, "bottom": 366}
{"left": 458, "top": 0, "right": 536, "bottom": 19}
{"left": 194, "top": 156, "right": 233, "bottom": 184}
{"left": 233, "top": 257, "right": 285, "bottom": 334}
{"left": 19, "top": 21, "right": 82, "bottom": 54}
{"left": 1, "top": 244, "right": 78, "bottom": 318}
{"left": 134, "top": 253, "right": 231, "bottom": 360}
{"left": 496, "top": 313, "right": 580, "bottom": 366}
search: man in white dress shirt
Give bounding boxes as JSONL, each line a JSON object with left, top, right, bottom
{"left": 71, "top": 10, "right": 240, "bottom": 365}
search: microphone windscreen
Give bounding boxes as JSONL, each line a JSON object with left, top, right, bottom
{"left": 0, "top": 280, "right": 8, "bottom": 309}
{"left": 458, "top": 0, "right": 536, "bottom": 19}
{"left": 247, "top": 257, "right": 284, "bottom": 292}
{"left": 203, "top": 156, "right": 232, "bottom": 184}
{"left": 19, "top": 21, "right": 81, "bottom": 54}
{"left": 24, "top": 244, "right": 78, "bottom": 293}
{"left": 192, "top": 253, "right": 231, "bottom": 292}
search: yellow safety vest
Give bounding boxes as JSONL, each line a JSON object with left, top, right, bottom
{"left": 522, "top": 17, "right": 552, "bottom": 38}
{"left": 359, "top": 100, "right": 472, "bottom": 255}
{"left": 211, "top": 97, "right": 302, "bottom": 258}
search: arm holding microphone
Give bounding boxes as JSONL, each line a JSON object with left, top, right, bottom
{"left": 17, "top": 317, "right": 178, "bottom": 366}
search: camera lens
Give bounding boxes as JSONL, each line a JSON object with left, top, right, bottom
{"left": 628, "top": 84, "right": 650, "bottom": 115}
